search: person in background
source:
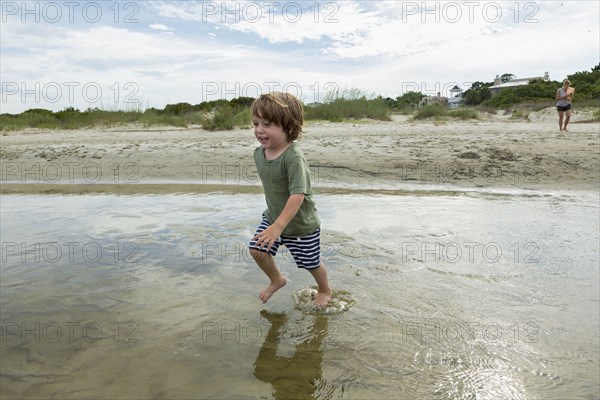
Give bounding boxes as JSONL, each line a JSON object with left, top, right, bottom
{"left": 556, "top": 79, "right": 574, "bottom": 132}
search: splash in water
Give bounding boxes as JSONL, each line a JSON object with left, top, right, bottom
{"left": 292, "top": 287, "right": 355, "bottom": 314}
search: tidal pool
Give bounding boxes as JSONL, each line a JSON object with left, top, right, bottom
{"left": 1, "top": 188, "right": 598, "bottom": 399}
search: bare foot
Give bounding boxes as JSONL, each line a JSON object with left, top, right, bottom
{"left": 259, "top": 277, "right": 287, "bottom": 303}
{"left": 314, "top": 290, "right": 333, "bottom": 307}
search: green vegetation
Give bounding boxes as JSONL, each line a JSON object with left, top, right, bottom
{"left": 509, "top": 110, "right": 530, "bottom": 121}
{"left": 0, "top": 101, "right": 254, "bottom": 132}
{"left": 412, "top": 104, "right": 479, "bottom": 121}
{"left": 304, "top": 88, "right": 391, "bottom": 122}
{"left": 2, "top": 65, "right": 597, "bottom": 131}
{"left": 0, "top": 90, "right": 392, "bottom": 131}
{"left": 413, "top": 103, "right": 448, "bottom": 119}
{"left": 201, "top": 106, "right": 251, "bottom": 131}
{"left": 448, "top": 108, "right": 480, "bottom": 120}
{"left": 464, "top": 64, "right": 600, "bottom": 108}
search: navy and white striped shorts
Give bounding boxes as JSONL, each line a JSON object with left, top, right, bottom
{"left": 249, "top": 219, "right": 321, "bottom": 269}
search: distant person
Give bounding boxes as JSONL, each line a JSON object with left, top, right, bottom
{"left": 248, "top": 92, "right": 332, "bottom": 307}
{"left": 556, "top": 79, "right": 574, "bottom": 132}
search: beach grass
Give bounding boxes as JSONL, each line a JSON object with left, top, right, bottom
{"left": 1, "top": 88, "right": 393, "bottom": 131}
{"left": 304, "top": 88, "right": 392, "bottom": 122}
{"left": 200, "top": 106, "right": 251, "bottom": 131}
{"left": 510, "top": 109, "right": 530, "bottom": 120}
{"left": 412, "top": 104, "right": 480, "bottom": 121}
{"left": 3, "top": 92, "right": 596, "bottom": 132}
{"left": 448, "top": 108, "right": 480, "bottom": 120}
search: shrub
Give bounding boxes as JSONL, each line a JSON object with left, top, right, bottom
{"left": 412, "top": 103, "right": 448, "bottom": 120}
{"left": 448, "top": 108, "right": 479, "bottom": 120}
{"left": 201, "top": 106, "right": 250, "bottom": 131}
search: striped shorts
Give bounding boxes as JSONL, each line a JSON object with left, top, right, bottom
{"left": 249, "top": 219, "right": 321, "bottom": 269}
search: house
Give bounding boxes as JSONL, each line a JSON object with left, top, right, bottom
{"left": 420, "top": 87, "right": 464, "bottom": 108}
{"left": 447, "top": 85, "right": 463, "bottom": 109}
{"left": 420, "top": 92, "right": 448, "bottom": 107}
{"left": 489, "top": 72, "right": 550, "bottom": 96}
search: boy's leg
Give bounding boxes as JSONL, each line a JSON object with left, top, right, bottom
{"left": 307, "top": 262, "right": 332, "bottom": 306}
{"left": 281, "top": 230, "right": 333, "bottom": 307}
{"left": 250, "top": 248, "right": 287, "bottom": 303}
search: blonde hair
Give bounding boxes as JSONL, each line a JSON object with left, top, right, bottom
{"left": 251, "top": 92, "right": 304, "bottom": 142}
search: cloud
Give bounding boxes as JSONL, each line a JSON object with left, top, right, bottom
{"left": 149, "top": 23, "right": 174, "bottom": 32}
{"left": 146, "top": 1, "right": 515, "bottom": 59}
{"left": 149, "top": 1, "right": 375, "bottom": 45}
{"left": 1, "top": 0, "right": 597, "bottom": 113}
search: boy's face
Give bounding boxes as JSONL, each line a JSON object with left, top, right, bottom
{"left": 253, "top": 116, "right": 289, "bottom": 151}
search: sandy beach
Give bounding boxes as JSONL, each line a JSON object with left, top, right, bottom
{"left": 1, "top": 108, "right": 598, "bottom": 194}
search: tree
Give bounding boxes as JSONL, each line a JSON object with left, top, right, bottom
{"left": 568, "top": 64, "right": 600, "bottom": 100}
{"left": 396, "top": 91, "right": 424, "bottom": 107}
{"left": 463, "top": 82, "right": 492, "bottom": 105}
{"left": 469, "top": 81, "right": 487, "bottom": 90}
{"left": 500, "top": 73, "right": 515, "bottom": 83}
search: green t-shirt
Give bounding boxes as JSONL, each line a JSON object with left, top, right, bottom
{"left": 254, "top": 143, "right": 320, "bottom": 236}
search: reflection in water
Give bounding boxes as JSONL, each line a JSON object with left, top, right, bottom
{"left": 254, "top": 310, "right": 331, "bottom": 400}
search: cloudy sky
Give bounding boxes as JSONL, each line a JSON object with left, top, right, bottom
{"left": 1, "top": 1, "right": 598, "bottom": 113}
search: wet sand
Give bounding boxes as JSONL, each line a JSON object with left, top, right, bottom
{"left": 1, "top": 108, "right": 599, "bottom": 194}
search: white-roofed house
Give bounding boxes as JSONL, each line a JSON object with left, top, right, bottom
{"left": 489, "top": 72, "right": 550, "bottom": 96}
{"left": 448, "top": 85, "right": 464, "bottom": 109}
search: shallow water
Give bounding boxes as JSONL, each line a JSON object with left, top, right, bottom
{"left": 1, "top": 189, "right": 598, "bottom": 399}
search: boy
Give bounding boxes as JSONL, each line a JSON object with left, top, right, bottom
{"left": 248, "top": 92, "right": 332, "bottom": 307}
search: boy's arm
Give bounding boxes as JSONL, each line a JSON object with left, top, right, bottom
{"left": 253, "top": 193, "right": 305, "bottom": 250}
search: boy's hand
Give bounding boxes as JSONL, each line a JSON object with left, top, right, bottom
{"left": 253, "top": 225, "right": 283, "bottom": 251}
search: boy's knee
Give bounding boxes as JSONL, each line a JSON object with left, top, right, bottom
{"left": 250, "top": 247, "right": 268, "bottom": 261}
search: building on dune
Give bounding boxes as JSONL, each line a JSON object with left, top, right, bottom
{"left": 489, "top": 72, "right": 550, "bottom": 96}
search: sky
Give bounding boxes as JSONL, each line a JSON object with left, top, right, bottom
{"left": 1, "top": 0, "right": 598, "bottom": 113}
